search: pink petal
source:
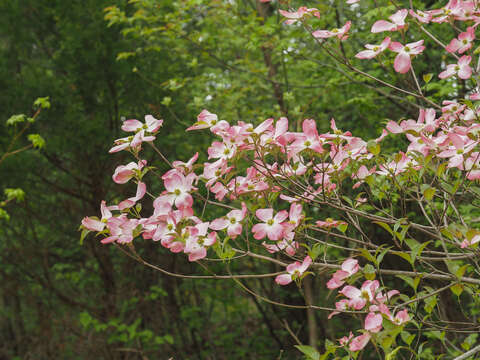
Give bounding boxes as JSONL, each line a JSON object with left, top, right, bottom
{"left": 252, "top": 223, "right": 267, "bottom": 240}
{"left": 188, "top": 247, "right": 207, "bottom": 262}
{"left": 275, "top": 274, "right": 293, "bottom": 285}
{"left": 342, "top": 258, "right": 359, "bottom": 274}
{"left": 386, "top": 120, "right": 403, "bottom": 133}
{"left": 349, "top": 333, "right": 371, "bottom": 351}
{"left": 365, "top": 312, "right": 383, "bottom": 333}
{"left": 394, "top": 52, "right": 411, "bottom": 73}
{"left": 121, "top": 119, "right": 143, "bottom": 132}
{"left": 256, "top": 208, "right": 273, "bottom": 222}
{"left": 274, "top": 210, "right": 289, "bottom": 223}
{"left": 209, "top": 218, "right": 228, "bottom": 230}
{"left": 267, "top": 223, "right": 284, "bottom": 241}
{"left": 82, "top": 217, "right": 105, "bottom": 232}
{"left": 371, "top": 20, "right": 395, "bottom": 33}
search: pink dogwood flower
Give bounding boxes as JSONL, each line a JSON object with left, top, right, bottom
{"left": 355, "top": 37, "right": 391, "bottom": 59}
{"left": 112, "top": 160, "right": 147, "bottom": 184}
{"left": 109, "top": 130, "right": 156, "bottom": 153}
{"left": 118, "top": 181, "right": 147, "bottom": 210}
{"left": 279, "top": 7, "right": 320, "bottom": 25}
{"left": 409, "top": 9, "right": 433, "bottom": 23}
{"left": 163, "top": 171, "right": 196, "bottom": 209}
{"left": 371, "top": 9, "right": 408, "bottom": 33}
{"left": 339, "top": 280, "right": 379, "bottom": 310}
{"left": 389, "top": 40, "right": 425, "bottom": 73}
{"left": 290, "top": 119, "right": 324, "bottom": 156}
{"left": 316, "top": 218, "right": 347, "bottom": 229}
{"left": 121, "top": 115, "right": 163, "bottom": 133}
{"left": 364, "top": 312, "right": 383, "bottom": 333}
{"left": 209, "top": 202, "right": 247, "bottom": 238}
{"left": 187, "top": 109, "right": 229, "bottom": 133}
{"left": 312, "top": 21, "right": 351, "bottom": 41}
{"left": 461, "top": 234, "right": 480, "bottom": 248}
{"left": 82, "top": 200, "right": 115, "bottom": 232}
{"left": 275, "top": 256, "right": 312, "bottom": 285}
{"left": 378, "top": 304, "right": 410, "bottom": 325}
{"left": 439, "top": 55, "right": 472, "bottom": 80}
{"left": 101, "top": 216, "right": 138, "bottom": 244}
{"left": 262, "top": 239, "right": 299, "bottom": 256}
{"left": 326, "top": 258, "right": 359, "bottom": 289}
{"left": 446, "top": 27, "right": 475, "bottom": 53}
{"left": 252, "top": 208, "right": 288, "bottom": 240}
{"left": 184, "top": 222, "right": 216, "bottom": 261}
{"left": 349, "top": 333, "right": 371, "bottom": 351}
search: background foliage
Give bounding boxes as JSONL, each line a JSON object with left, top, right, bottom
{"left": 0, "top": 0, "right": 469, "bottom": 359}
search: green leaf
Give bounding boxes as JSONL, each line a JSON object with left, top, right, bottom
{"left": 423, "top": 73, "right": 433, "bottom": 83}
{"left": 400, "top": 331, "right": 415, "bottom": 346}
{"left": 79, "top": 312, "right": 92, "bottom": 328}
{"left": 295, "top": 345, "right": 320, "bottom": 360}
{"left": 376, "top": 246, "right": 391, "bottom": 265}
{"left": 363, "top": 263, "right": 376, "bottom": 280}
{"left": 80, "top": 229, "right": 90, "bottom": 245}
{"left": 33, "top": 96, "right": 50, "bottom": 109}
{"left": 405, "top": 239, "right": 431, "bottom": 264}
{"left": 456, "top": 264, "right": 469, "bottom": 279}
{"left": 373, "top": 221, "right": 394, "bottom": 236}
{"left": 28, "top": 134, "right": 46, "bottom": 149}
{"left": 450, "top": 283, "right": 463, "bottom": 297}
{"left": 164, "top": 334, "right": 174, "bottom": 344}
{"left": 423, "top": 187, "right": 436, "bottom": 201}
{"left": 461, "top": 333, "right": 478, "bottom": 351}
{"left": 309, "top": 243, "right": 323, "bottom": 261}
{"left": 337, "top": 222, "right": 348, "bottom": 233}
{"left": 4, "top": 188, "right": 25, "bottom": 202}
{"left": 0, "top": 208, "right": 10, "bottom": 221}
{"left": 6, "top": 114, "right": 26, "bottom": 126}
{"left": 413, "top": 275, "right": 422, "bottom": 292}
{"left": 367, "top": 140, "right": 380, "bottom": 155}
{"left": 424, "top": 294, "right": 437, "bottom": 314}
{"left": 396, "top": 274, "right": 414, "bottom": 289}
{"left": 392, "top": 251, "right": 412, "bottom": 265}
{"left": 161, "top": 96, "right": 172, "bottom": 106}
{"left": 386, "top": 346, "right": 403, "bottom": 360}
{"left": 436, "top": 162, "right": 447, "bottom": 177}
{"left": 359, "top": 248, "right": 376, "bottom": 263}
{"left": 116, "top": 52, "right": 136, "bottom": 61}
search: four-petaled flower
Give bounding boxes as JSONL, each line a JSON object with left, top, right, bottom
{"left": 312, "top": 21, "right": 351, "bottom": 41}
{"left": 252, "top": 208, "right": 288, "bottom": 240}
{"left": 371, "top": 9, "right": 408, "bottom": 33}
{"left": 439, "top": 55, "right": 472, "bottom": 80}
{"left": 389, "top": 40, "right": 425, "bottom": 73}
{"left": 275, "top": 256, "right": 312, "bottom": 285}
{"left": 355, "top": 37, "right": 391, "bottom": 59}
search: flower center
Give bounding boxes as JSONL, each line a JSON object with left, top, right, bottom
{"left": 267, "top": 219, "right": 274, "bottom": 226}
